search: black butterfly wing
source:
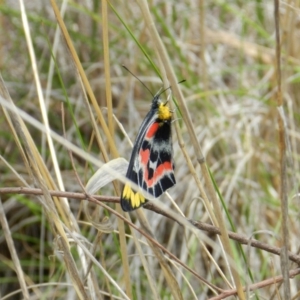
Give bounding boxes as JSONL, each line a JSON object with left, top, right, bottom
{"left": 120, "top": 107, "right": 157, "bottom": 211}
{"left": 120, "top": 96, "right": 175, "bottom": 211}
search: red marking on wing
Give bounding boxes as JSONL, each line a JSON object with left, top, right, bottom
{"left": 144, "top": 161, "right": 173, "bottom": 187}
{"left": 140, "top": 149, "right": 150, "bottom": 165}
{"left": 146, "top": 122, "right": 159, "bottom": 139}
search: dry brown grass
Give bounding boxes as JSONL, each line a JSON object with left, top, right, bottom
{"left": 0, "top": 0, "right": 300, "bottom": 299}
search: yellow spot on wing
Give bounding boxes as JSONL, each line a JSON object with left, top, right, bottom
{"left": 123, "top": 184, "right": 132, "bottom": 199}
{"left": 122, "top": 184, "right": 146, "bottom": 209}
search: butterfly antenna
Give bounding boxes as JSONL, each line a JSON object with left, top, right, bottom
{"left": 158, "top": 79, "right": 186, "bottom": 98}
{"left": 122, "top": 65, "right": 154, "bottom": 97}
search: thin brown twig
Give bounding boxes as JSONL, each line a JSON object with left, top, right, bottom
{"left": 1, "top": 187, "right": 300, "bottom": 265}
{"left": 208, "top": 268, "right": 300, "bottom": 300}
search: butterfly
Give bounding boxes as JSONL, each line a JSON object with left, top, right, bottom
{"left": 120, "top": 91, "right": 176, "bottom": 211}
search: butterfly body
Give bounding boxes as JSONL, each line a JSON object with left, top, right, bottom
{"left": 121, "top": 95, "right": 176, "bottom": 211}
